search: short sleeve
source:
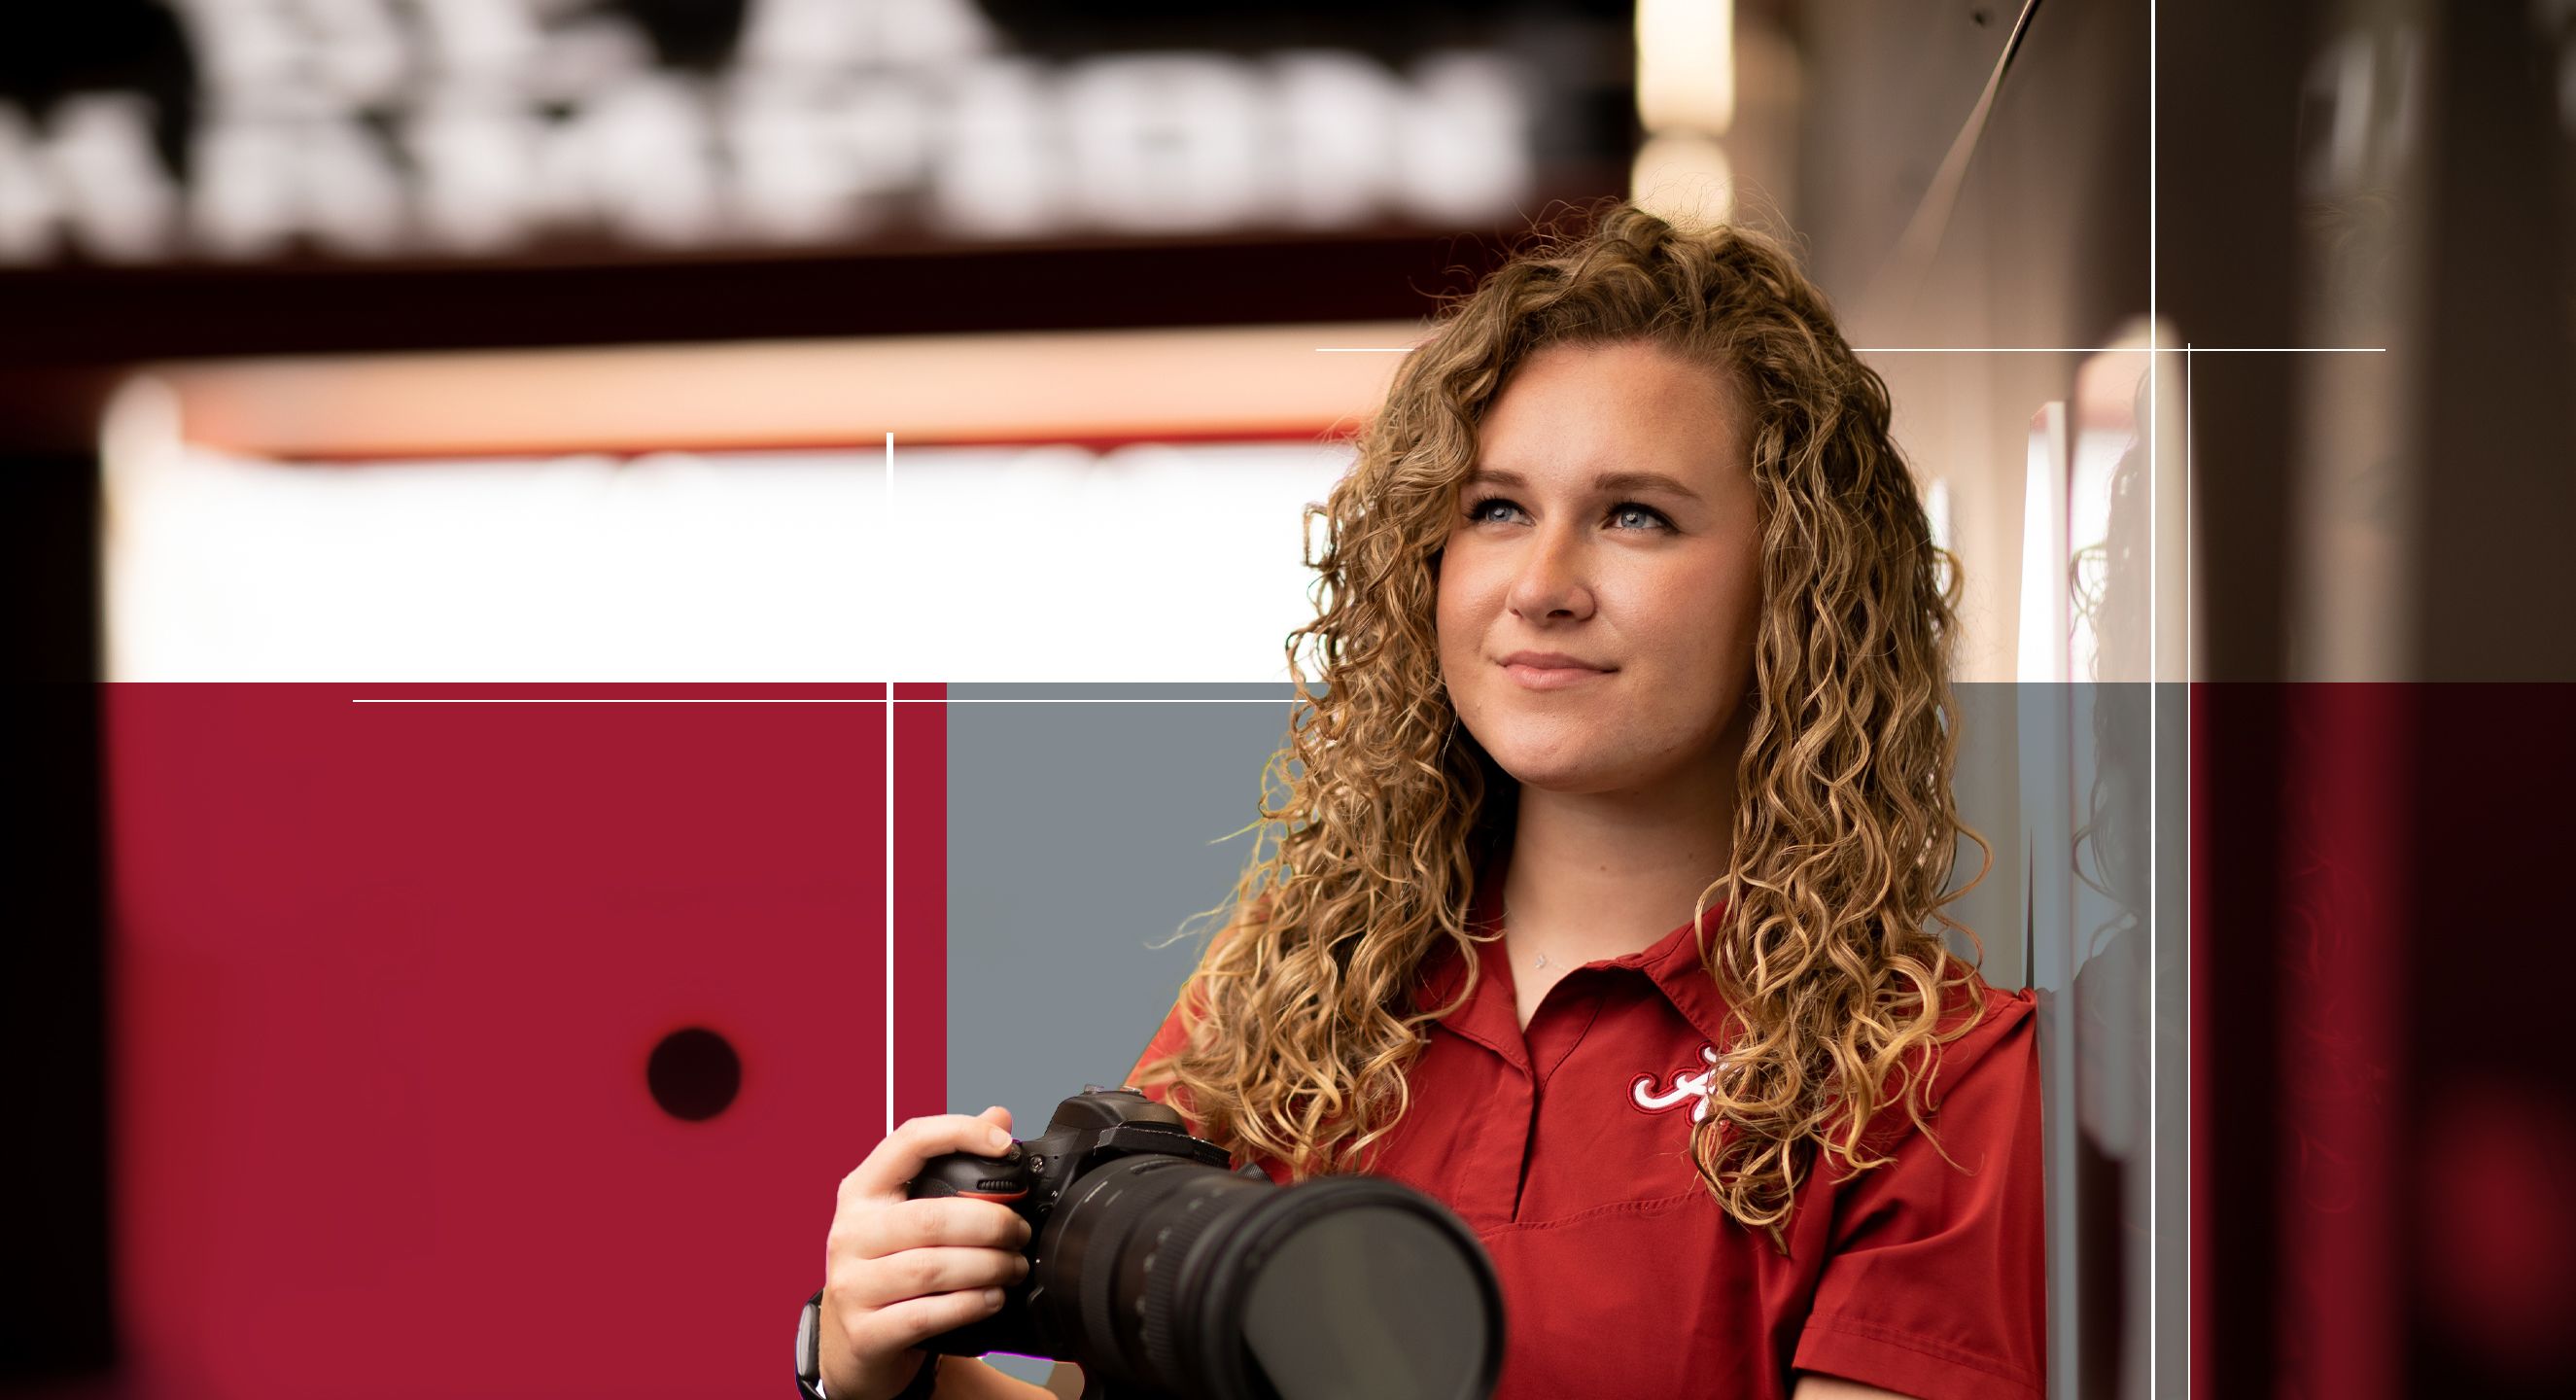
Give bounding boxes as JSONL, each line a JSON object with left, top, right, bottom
{"left": 1792, "top": 988, "right": 2047, "bottom": 1400}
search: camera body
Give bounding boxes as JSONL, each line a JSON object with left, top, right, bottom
{"left": 909, "top": 1084, "right": 1506, "bottom": 1400}
{"left": 908, "top": 1086, "right": 1242, "bottom": 1361}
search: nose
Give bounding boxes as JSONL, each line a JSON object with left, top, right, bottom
{"left": 1504, "top": 521, "right": 1597, "bottom": 623}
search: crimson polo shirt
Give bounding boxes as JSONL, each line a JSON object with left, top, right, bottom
{"left": 1131, "top": 858, "right": 2047, "bottom": 1400}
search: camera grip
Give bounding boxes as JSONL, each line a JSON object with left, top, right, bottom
{"left": 909, "top": 1143, "right": 1032, "bottom": 1205}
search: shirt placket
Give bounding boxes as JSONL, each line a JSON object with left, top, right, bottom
{"left": 1513, "top": 972, "right": 1612, "bottom": 1219}
{"left": 1427, "top": 937, "right": 1539, "bottom": 1227}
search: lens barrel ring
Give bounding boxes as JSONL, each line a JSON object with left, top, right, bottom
{"left": 1067, "top": 1157, "right": 1208, "bottom": 1386}
{"left": 1135, "top": 1178, "right": 1260, "bottom": 1384}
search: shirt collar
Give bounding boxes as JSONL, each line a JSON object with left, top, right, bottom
{"left": 1410, "top": 848, "right": 1737, "bottom": 1057}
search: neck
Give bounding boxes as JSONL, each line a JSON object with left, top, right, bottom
{"left": 1498, "top": 761, "right": 1737, "bottom": 965}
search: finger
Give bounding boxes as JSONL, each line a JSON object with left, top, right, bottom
{"left": 849, "top": 1245, "right": 1030, "bottom": 1308}
{"left": 857, "top": 1197, "right": 1032, "bottom": 1257}
{"left": 844, "top": 1113, "right": 1018, "bottom": 1201}
{"left": 980, "top": 1103, "right": 1013, "bottom": 1137}
{"left": 851, "top": 1286, "right": 1012, "bottom": 1357}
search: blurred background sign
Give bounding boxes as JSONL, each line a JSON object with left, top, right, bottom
{"left": 0, "top": 0, "right": 1630, "bottom": 265}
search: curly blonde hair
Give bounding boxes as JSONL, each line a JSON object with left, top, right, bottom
{"left": 1142, "top": 200, "right": 1994, "bottom": 1246}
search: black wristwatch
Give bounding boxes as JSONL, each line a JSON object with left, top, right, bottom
{"left": 797, "top": 1287, "right": 940, "bottom": 1399}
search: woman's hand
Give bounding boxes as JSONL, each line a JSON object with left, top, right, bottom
{"left": 818, "top": 1106, "right": 1036, "bottom": 1400}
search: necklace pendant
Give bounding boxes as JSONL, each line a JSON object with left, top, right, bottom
{"left": 1533, "top": 952, "right": 1549, "bottom": 969}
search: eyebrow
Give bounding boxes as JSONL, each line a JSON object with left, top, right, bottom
{"left": 1462, "top": 468, "right": 1703, "bottom": 503}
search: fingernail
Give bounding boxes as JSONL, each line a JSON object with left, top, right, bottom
{"left": 988, "top": 1131, "right": 1011, "bottom": 1151}
{"left": 984, "top": 1287, "right": 1005, "bottom": 1307}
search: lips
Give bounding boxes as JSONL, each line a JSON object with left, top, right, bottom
{"left": 1498, "top": 650, "right": 1613, "bottom": 672}
{"left": 1498, "top": 651, "right": 1615, "bottom": 691}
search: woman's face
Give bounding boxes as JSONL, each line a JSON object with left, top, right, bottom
{"left": 1435, "top": 339, "right": 1765, "bottom": 799}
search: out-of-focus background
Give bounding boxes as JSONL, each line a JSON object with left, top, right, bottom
{"left": 3, "top": 3, "right": 2568, "bottom": 1399}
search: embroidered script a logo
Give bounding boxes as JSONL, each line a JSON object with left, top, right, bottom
{"left": 1631, "top": 1044, "right": 1723, "bottom": 1122}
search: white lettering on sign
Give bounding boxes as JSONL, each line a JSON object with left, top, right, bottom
{"left": 191, "top": 113, "right": 407, "bottom": 258}
{"left": 739, "top": 0, "right": 999, "bottom": 72}
{"left": 1396, "top": 53, "right": 1536, "bottom": 226}
{"left": 1062, "top": 54, "right": 1268, "bottom": 233}
{"left": 0, "top": 94, "right": 179, "bottom": 262}
{"left": 0, "top": 0, "right": 1539, "bottom": 264}
{"left": 927, "top": 56, "right": 1057, "bottom": 240}
{"left": 166, "top": 0, "right": 412, "bottom": 118}
{"left": 724, "top": 73, "right": 931, "bottom": 244}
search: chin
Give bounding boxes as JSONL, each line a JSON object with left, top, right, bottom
{"left": 1481, "top": 738, "right": 1635, "bottom": 795}
{"left": 1478, "top": 707, "right": 1711, "bottom": 798}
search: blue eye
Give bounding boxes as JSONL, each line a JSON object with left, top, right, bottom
{"left": 1460, "top": 495, "right": 1675, "bottom": 532}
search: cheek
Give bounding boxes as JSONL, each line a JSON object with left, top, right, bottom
{"left": 1624, "top": 564, "right": 1761, "bottom": 726}
{"left": 1433, "top": 555, "right": 1492, "bottom": 659}
{"left": 1639, "top": 557, "right": 1753, "bottom": 653}
{"left": 1707, "top": 541, "right": 1765, "bottom": 641}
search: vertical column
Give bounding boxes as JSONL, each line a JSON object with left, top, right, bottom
{"left": 891, "top": 681, "right": 950, "bottom": 1124}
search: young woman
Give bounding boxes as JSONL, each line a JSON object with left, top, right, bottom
{"left": 816, "top": 203, "right": 2046, "bottom": 1400}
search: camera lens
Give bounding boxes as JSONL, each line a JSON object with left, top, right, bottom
{"left": 1034, "top": 1157, "right": 1502, "bottom": 1400}
{"left": 1239, "top": 1202, "right": 1492, "bottom": 1400}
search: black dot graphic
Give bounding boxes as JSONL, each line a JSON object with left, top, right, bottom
{"left": 647, "top": 1027, "right": 741, "bottom": 1121}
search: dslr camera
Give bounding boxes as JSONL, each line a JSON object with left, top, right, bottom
{"left": 908, "top": 1086, "right": 1503, "bottom": 1400}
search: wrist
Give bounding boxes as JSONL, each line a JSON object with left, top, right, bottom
{"left": 888, "top": 1351, "right": 942, "bottom": 1399}
{"left": 810, "top": 1349, "right": 933, "bottom": 1400}
{"left": 924, "top": 1357, "right": 1061, "bottom": 1400}
{"left": 801, "top": 1287, "right": 922, "bottom": 1400}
